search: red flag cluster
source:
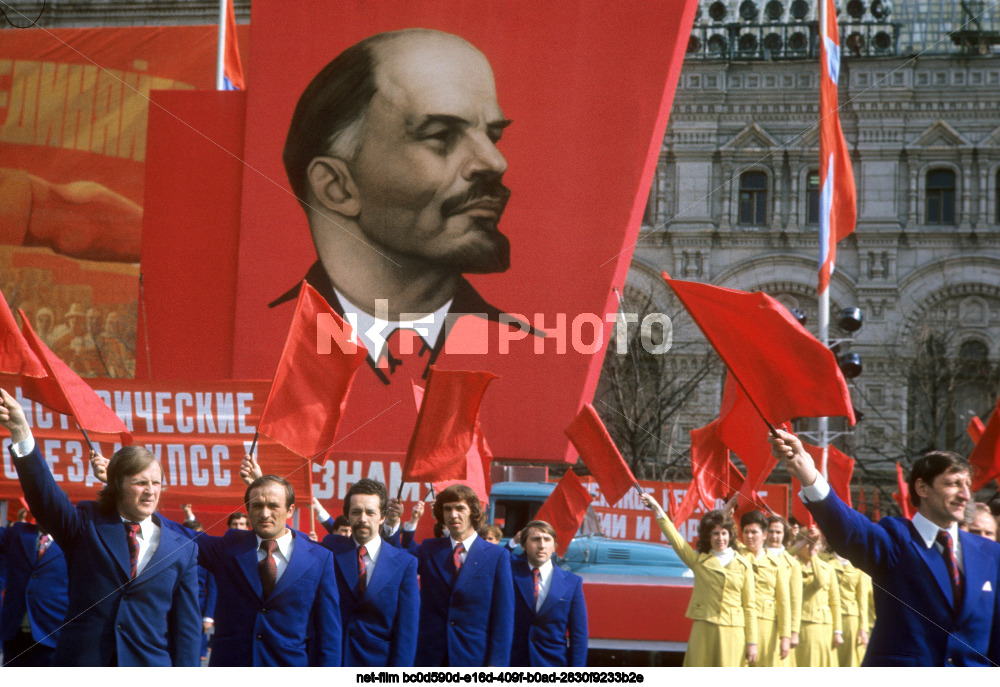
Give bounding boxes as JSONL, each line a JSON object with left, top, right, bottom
{"left": 0, "top": 297, "right": 131, "bottom": 444}
{"left": 892, "top": 462, "right": 914, "bottom": 519}
{"left": 258, "top": 283, "right": 368, "bottom": 458}
{"left": 967, "top": 397, "right": 1000, "bottom": 492}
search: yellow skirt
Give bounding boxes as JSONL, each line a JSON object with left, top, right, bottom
{"left": 746, "top": 617, "right": 778, "bottom": 667}
{"left": 684, "top": 619, "right": 746, "bottom": 667}
{"left": 837, "top": 615, "right": 861, "bottom": 667}
{"left": 795, "top": 622, "right": 838, "bottom": 667}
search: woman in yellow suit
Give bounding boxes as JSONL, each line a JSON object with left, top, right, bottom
{"left": 794, "top": 529, "right": 843, "bottom": 666}
{"left": 765, "top": 515, "right": 802, "bottom": 666}
{"left": 641, "top": 494, "right": 757, "bottom": 666}
{"left": 858, "top": 572, "right": 875, "bottom": 664}
{"left": 824, "top": 551, "right": 870, "bottom": 667}
{"left": 740, "top": 511, "right": 791, "bottom": 666}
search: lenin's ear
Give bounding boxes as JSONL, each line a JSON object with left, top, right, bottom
{"left": 307, "top": 157, "right": 360, "bottom": 218}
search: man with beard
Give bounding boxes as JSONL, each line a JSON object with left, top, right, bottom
{"left": 271, "top": 28, "right": 538, "bottom": 383}
{"left": 320, "top": 479, "right": 419, "bottom": 666}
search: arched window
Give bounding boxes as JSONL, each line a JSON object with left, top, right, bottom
{"left": 806, "top": 170, "right": 820, "bottom": 225}
{"left": 738, "top": 171, "right": 768, "bottom": 225}
{"left": 925, "top": 169, "right": 955, "bottom": 225}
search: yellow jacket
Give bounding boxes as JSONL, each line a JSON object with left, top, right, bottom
{"left": 743, "top": 550, "right": 792, "bottom": 638}
{"left": 656, "top": 516, "right": 757, "bottom": 643}
{"left": 824, "top": 553, "right": 868, "bottom": 629}
{"left": 772, "top": 548, "right": 803, "bottom": 634}
{"left": 799, "top": 554, "right": 842, "bottom": 631}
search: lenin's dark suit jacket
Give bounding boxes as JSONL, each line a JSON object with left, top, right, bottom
{"left": 321, "top": 533, "right": 419, "bottom": 666}
{"left": 0, "top": 522, "right": 69, "bottom": 649}
{"left": 164, "top": 522, "right": 342, "bottom": 666}
{"left": 510, "top": 559, "right": 588, "bottom": 667}
{"left": 807, "top": 488, "right": 1000, "bottom": 666}
{"left": 405, "top": 535, "right": 514, "bottom": 666}
{"left": 12, "top": 445, "right": 201, "bottom": 666}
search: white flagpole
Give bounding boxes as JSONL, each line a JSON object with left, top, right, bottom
{"left": 215, "top": 0, "right": 227, "bottom": 90}
{"left": 818, "top": 0, "right": 830, "bottom": 479}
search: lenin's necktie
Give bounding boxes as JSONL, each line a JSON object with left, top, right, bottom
{"left": 125, "top": 522, "right": 141, "bottom": 578}
{"left": 259, "top": 539, "right": 278, "bottom": 596}
{"left": 453, "top": 542, "right": 465, "bottom": 575}
{"left": 532, "top": 567, "right": 541, "bottom": 604}
{"left": 357, "top": 545, "right": 368, "bottom": 595}
{"left": 381, "top": 329, "right": 426, "bottom": 375}
{"left": 936, "top": 530, "right": 963, "bottom": 603}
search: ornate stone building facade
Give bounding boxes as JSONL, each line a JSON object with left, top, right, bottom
{"left": 627, "top": 0, "right": 1000, "bottom": 494}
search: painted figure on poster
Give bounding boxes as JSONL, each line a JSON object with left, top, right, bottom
{"left": 271, "top": 28, "right": 538, "bottom": 383}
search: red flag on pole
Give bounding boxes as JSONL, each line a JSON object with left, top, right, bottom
{"left": 221, "top": 0, "right": 245, "bottom": 90}
{"left": 402, "top": 367, "right": 497, "bottom": 483}
{"left": 892, "top": 462, "right": 914, "bottom": 519}
{"left": 412, "top": 383, "right": 494, "bottom": 504}
{"left": 968, "top": 397, "right": 1000, "bottom": 492}
{"left": 662, "top": 274, "right": 855, "bottom": 427}
{"left": 818, "top": 0, "right": 857, "bottom": 293}
{"left": 565, "top": 403, "right": 637, "bottom": 507}
{"left": 258, "top": 282, "right": 368, "bottom": 458}
{"left": 534, "top": 470, "right": 594, "bottom": 557}
{"left": 803, "top": 442, "right": 855, "bottom": 509}
{"left": 872, "top": 488, "right": 881, "bottom": 521}
{"left": 16, "top": 310, "right": 131, "bottom": 444}
{"left": 968, "top": 415, "right": 985, "bottom": 444}
{"left": 789, "top": 475, "right": 816, "bottom": 529}
{"left": 0, "top": 301, "right": 45, "bottom": 377}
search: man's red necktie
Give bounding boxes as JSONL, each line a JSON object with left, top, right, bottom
{"left": 936, "top": 530, "right": 963, "bottom": 604}
{"left": 453, "top": 542, "right": 465, "bottom": 575}
{"left": 259, "top": 539, "right": 278, "bottom": 596}
{"left": 125, "top": 522, "right": 140, "bottom": 579}
{"left": 532, "top": 567, "right": 541, "bottom": 604}
{"left": 357, "top": 544, "right": 368, "bottom": 594}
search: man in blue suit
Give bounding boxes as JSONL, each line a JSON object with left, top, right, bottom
{"left": 509, "top": 520, "right": 588, "bottom": 667}
{"left": 408, "top": 484, "right": 514, "bottom": 666}
{"left": 162, "top": 474, "right": 342, "bottom": 666}
{"left": 321, "top": 478, "right": 419, "bottom": 666}
{"left": 771, "top": 428, "right": 1000, "bottom": 666}
{"left": 0, "top": 518, "right": 68, "bottom": 666}
{"left": 0, "top": 388, "right": 201, "bottom": 666}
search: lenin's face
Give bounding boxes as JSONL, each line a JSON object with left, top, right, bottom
{"left": 349, "top": 34, "right": 512, "bottom": 273}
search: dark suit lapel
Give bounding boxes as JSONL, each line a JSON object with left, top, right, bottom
{"left": 957, "top": 531, "right": 987, "bottom": 623}
{"left": 269, "top": 534, "right": 311, "bottom": 598}
{"left": 337, "top": 546, "right": 361, "bottom": 600}
{"left": 95, "top": 513, "right": 131, "bottom": 579}
{"left": 513, "top": 561, "right": 536, "bottom": 612}
{"left": 237, "top": 534, "right": 264, "bottom": 598}
{"left": 453, "top": 538, "right": 487, "bottom": 594}
{"left": 365, "top": 542, "right": 399, "bottom": 599}
{"left": 20, "top": 526, "right": 37, "bottom": 562}
{"left": 908, "top": 523, "right": 954, "bottom": 607}
{"left": 537, "top": 567, "right": 568, "bottom": 618}
{"left": 431, "top": 538, "right": 456, "bottom": 587}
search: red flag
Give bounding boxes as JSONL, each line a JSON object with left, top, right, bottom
{"left": 967, "top": 416, "right": 985, "bottom": 444}
{"left": 403, "top": 367, "right": 497, "bottom": 482}
{"left": 18, "top": 497, "right": 34, "bottom": 524}
{"left": 258, "top": 283, "right": 368, "bottom": 458}
{"left": 716, "top": 373, "right": 790, "bottom": 505}
{"left": 802, "top": 442, "right": 855, "bottom": 509}
{"left": 818, "top": 0, "right": 856, "bottom": 293}
{"left": 221, "top": 0, "right": 245, "bottom": 90}
{"left": 565, "top": 403, "right": 637, "bottom": 507}
{"left": 662, "top": 274, "right": 855, "bottom": 427}
{"left": 17, "top": 310, "right": 131, "bottom": 444}
{"left": 857, "top": 483, "right": 867, "bottom": 517}
{"left": 0, "top": 301, "right": 45, "bottom": 377}
{"left": 412, "top": 383, "right": 493, "bottom": 504}
{"left": 968, "top": 398, "right": 1000, "bottom": 492}
{"left": 534, "top": 470, "right": 594, "bottom": 557}
{"left": 892, "top": 462, "right": 914, "bottom": 519}
{"left": 872, "top": 489, "right": 881, "bottom": 521}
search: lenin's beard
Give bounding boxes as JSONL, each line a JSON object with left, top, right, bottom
{"left": 437, "top": 175, "right": 512, "bottom": 274}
